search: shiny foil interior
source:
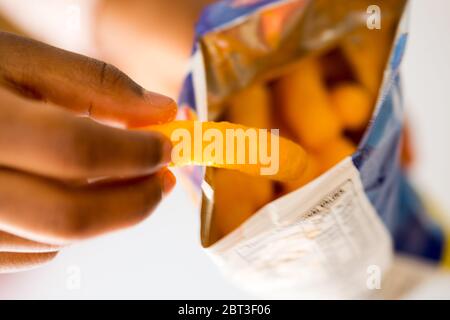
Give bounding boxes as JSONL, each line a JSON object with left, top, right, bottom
{"left": 199, "top": 0, "right": 406, "bottom": 247}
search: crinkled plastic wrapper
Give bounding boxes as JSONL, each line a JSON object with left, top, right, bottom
{"left": 178, "top": 0, "right": 447, "bottom": 298}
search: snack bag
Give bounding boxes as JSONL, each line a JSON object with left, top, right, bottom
{"left": 176, "top": 0, "right": 447, "bottom": 298}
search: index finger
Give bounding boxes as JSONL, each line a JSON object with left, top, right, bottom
{"left": 0, "top": 32, "right": 177, "bottom": 127}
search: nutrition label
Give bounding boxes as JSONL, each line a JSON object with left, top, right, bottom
{"left": 209, "top": 158, "right": 393, "bottom": 299}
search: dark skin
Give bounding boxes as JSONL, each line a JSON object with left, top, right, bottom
{"left": 0, "top": 0, "right": 215, "bottom": 273}
{"left": 0, "top": 32, "right": 177, "bottom": 272}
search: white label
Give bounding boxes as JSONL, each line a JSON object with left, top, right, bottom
{"left": 207, "top": 158, "right": 393, "bottom": 299}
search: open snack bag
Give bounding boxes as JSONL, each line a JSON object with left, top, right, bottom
{"left": 170, "top": 0, "right": 447, "bottom": 298}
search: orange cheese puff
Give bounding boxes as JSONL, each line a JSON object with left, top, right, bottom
{"left": 330, "top": 83, "right": 374, "bottom": 130}
{"left": 316, "top": 136, "right": 356, "bottom": 172}
{"left": 269, "top": 95, "right": 296, "bottom": 140}
{"left": 213, "top": 169, "right": 273, "bottom": 236}
{"left": 341, "top": 27, "right": 392, "bottom": 95}
{"left": 275, "top": 57, "right": 342, "bottom": 149}
{"left": 228, "top": 84, "right": 271, "bottom": 128}
{"left": 141, "top": 121, "right": 307, "bottom": 182}
{"left": 319, "top": 48, "right": 355, "bottom": 86}
{"left": 227, "top": 84, "right": 275, "bottom": 204}
{"left": 283, "top": 154, "right": 321, "bottom": 194}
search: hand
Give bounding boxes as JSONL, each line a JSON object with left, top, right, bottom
{"left": 0, "top": 0, "right": 213, "bottom": 97}
{"left": 0, "top": 31, "right": 177, "bottom": 273}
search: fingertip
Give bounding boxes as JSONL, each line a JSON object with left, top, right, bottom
{"left": 124, "top": 92, "right": 177, "bottom": 128}
{"left": 143, "top": 91, "right": 178, "bottom": 122}
{"left": 163, "top": 170, "right": 176, "bottom": 194}
{"left": 156, "top": 168, "right": 176, "bottom": 195}
{"left": 143, "top": 90, "right": 174, "bottom": 107}
{"left": 155, "top": 168, "right": 176, "bottom": 195}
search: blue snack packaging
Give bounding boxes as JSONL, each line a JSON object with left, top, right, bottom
{"left": 177, "top": 0, "right": 448, "bottom": 298}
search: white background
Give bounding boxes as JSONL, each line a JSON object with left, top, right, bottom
{"left": 0, "top": 0, "right": 450, "bottom": 299}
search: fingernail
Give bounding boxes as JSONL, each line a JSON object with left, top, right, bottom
{"left": 144, "top": 91, "right": 176, "bottom": 109}
{"left": 158, "top": 169, "right": 176, "bottom": 195}
{"left": 144, "top": 91, "right": 178, "bottom": 123}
